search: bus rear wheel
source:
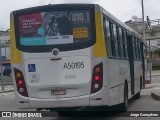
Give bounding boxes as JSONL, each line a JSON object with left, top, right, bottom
{"left": 134, "top": 92, "right": 140, "bottom": 99}
{"left": 120, "top": 83, "right": 128, "bottom": 112}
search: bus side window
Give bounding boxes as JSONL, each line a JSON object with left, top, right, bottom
{"left": 139, "top": 40, "right": 142, "bottom": 59}
{"left": 117, "top": 26, "right": 121, "bottom": 58}
{"left": 122, "top": 30, "right": 128, "bottom": 59}
{"left": 134, "top": 37, "right": 138, "bottom": 60}
{"left": 136, "top": 39, "right": 140, "bottom": 60}
{"left": 113, "top": 24, "right": 119, "bottom": 58}
{"left": 135, "top": 37, "right": 139, "bottom": 60}
{"left": 110, "top": 23, "right": 115, "bottom": 57}
{"left": 104, "top": 18, "right": 112, "bottom": 57}
{"left": 133, "top": 37, "right": 135, "bottom": 60}
{"left": 118, "top": 28, "right": 124, "bottom": 58}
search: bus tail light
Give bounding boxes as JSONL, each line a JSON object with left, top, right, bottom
{"left": 94, "top": 75, "right": 100, "bottom": 81}
{"left": 14, "top": 68, "right": 28, "bottom": 97}
{"left": 91, "top": 63, "right": 103, "bottom": 94}
{"left": 18, "top": 80, "right": 23, "bottom": 85}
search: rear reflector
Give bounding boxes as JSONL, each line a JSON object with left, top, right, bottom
{"left": 96, "top": 98, "right": 102, "bottom": 100}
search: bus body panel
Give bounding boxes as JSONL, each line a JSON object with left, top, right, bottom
{"left": 89, "top": 87, "right": 108, "bottom": 106}
{"left": 134, "top": 61, "right": 142, "bottom": 94}
{"left": 22, "top": 48, "right": 92, "bottom": 99}
{"left": 107, "top": 59, "right": 130, "bottom": 106}
{"left": 15, "top": 91, "right": 30, "bottom": 108}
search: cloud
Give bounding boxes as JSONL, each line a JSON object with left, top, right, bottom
{"left": 0, "top": 0, "right": 39, "bottom": 30}
{"left": 49, "top": 0, "right": 98, "bottom": 4}
{"left": 37, "top": 0, "right": 98, "bottom": 6}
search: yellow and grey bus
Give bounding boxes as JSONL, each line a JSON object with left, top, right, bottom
{"left": 10, "top": 4, "right": 145, "bottom": 113}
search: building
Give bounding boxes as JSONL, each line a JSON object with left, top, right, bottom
{"left": 125, "top": 16, "right": 160, "bottom": 68}
{"left": 0, "top": 30, "right": 10, "bottom": 61}
{"left": 125, "top": 16, "right": 160, "bottom": 51}
{"left": 125, "top": 16, "right": 144, "bottom": 32}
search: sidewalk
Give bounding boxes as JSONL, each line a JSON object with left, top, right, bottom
{"left": 0, "top": 76, "right": 13, "bottom": 85}
{"left": 145, "top": 70, "right": 160, "bottom": 100}
{"left": 150, "top": 83, "right": 160, "bottom": 101}
{"left": 0, "top": 85, "right": 14, "bottom": 93}
{"left": 147, "top": 70, "right": 160, "bottom": 76}
{"left": 0, "top": 76, "right": 14, "bottom": 93}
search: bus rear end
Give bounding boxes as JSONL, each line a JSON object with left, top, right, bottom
{"left": 11, "top": 4, "right": 107, "bottom": 110}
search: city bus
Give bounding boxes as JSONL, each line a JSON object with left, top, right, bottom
{"left": 10, "top": 4, "right": 145, "bottom": 113}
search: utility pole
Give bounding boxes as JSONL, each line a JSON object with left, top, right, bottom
{"left": 141, "top": 0, "right": 151, "bottom": 84}
{"left": 141, "top": 0, "right": 145, "bottom": 40}
{"left": 146, "top": 16, "right": 152, "bottom": 83}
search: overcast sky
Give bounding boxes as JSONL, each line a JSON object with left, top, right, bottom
{"left": 0, "top": 0, "right": 160, "bottom": 30}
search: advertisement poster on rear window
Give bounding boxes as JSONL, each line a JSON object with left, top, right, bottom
{"left": 18, "top": 10, "right": 91, "bottom": 46}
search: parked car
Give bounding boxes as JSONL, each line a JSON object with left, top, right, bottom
{"left": 2, "top": 63, "right": 11, "bottom": 76}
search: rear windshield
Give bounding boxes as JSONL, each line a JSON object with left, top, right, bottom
{"left": 18, "top": 10, "right": 92, "bottom": 46}
{"left": 14, "top": 5, "right": 96, "bottom": 52}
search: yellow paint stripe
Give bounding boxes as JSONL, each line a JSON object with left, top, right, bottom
{"left": 10, "top": 12, "right": 22, "bottom": 64}
{"left": 93, "top": 12, "right": 107, "bottom": 58}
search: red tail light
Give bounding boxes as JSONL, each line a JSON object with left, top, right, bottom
{"left": 14, "top": 68, "right": 28, "bottom": 97}
{"left": 91, "top": 63, "right": 103, "bottom": 94}
{"left": 18, "top": 80, "right": 23, "bottom": 85}
{"left": 94, "top": 75, "right": 100, "bottom": 81}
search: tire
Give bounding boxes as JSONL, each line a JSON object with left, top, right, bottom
{"left": 134, "top": 92, "right": 140, "bottom": 99}
{"left": 140, "top": 76, "right": 143, "bottom": 89}
{"left": 120, "top": 84, "right": 128, "bottom": 112}
{"left": 57, "top": 111, "right": 67, "bottom": 117}
{"left": 36, "top": 108, "right": 41, "bottom": 111}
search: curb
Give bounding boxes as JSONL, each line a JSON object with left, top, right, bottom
{"left": 0, "top": 90, "right": 14, "bottom": 93}
{"left": 0, "top": 83, "right": 13, "bottom": 86}
{"left": 147, "top": 74, "right": 160, "bottom": 77}
{"left": 151, "top": 92, "right": 160, "bottom": 101}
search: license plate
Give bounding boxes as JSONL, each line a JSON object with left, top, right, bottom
{"left": 51, "top": 89, "right": 67, "bottom": 95}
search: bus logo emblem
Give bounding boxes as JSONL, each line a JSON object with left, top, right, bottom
{"left": 28, "top": 64, "right": 36, "bottom": 72}
{"left": 52, "top": 48, "right": 59, "bottom": 56}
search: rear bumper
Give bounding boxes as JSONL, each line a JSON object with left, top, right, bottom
{"left": 16, "top": 92, "right": 90, "bottom": 109}
{"left": 29, "top": 95, "right": 90, "bottom": 109}
{"left": 16, "top": 87, "right": 108, "bottom": 109}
